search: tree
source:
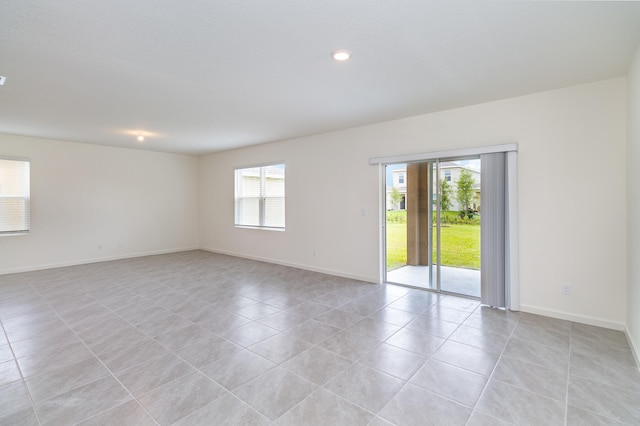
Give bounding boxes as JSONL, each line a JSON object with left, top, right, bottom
{"left": 390, "top": 187, "right": 403, "bottom": 210}
{"left": 440, "top": 178, "right": 453, "bottom": 211}
{"left": 456, "top": 169, "right": 475, "bottom": 214}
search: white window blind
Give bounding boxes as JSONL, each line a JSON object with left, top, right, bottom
{"left": 0, "top": 158, "right": 30, "bottom": 234}
{"left": 235, "top": 164, "right": 285, "bottom": 229}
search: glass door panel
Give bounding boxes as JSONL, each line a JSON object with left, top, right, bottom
{"left": 438, "top": 158, "right": 481, "bottom": 297}
{"left": 384, "top": 157, "right": 481, "bottom": 298}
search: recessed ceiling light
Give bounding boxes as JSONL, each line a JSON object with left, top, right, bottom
{"left": 137, "top": 133, "right": 144, "bottom": 142}
{"left": 331, "top": 49, "right": 351, "bottom": 61}
{"left": 0, "top": 76, "right": 6, "bottom": 86}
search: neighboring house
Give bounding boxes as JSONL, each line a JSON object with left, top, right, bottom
{"left": 386, "top": 162, "right": 481, "bottom": 212}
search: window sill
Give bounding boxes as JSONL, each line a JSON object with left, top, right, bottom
{"left": 0, "top": 231, "right": 30, "bottom": 237}
{"left": 235, "top": 225, "right": 285, "bottom": 232}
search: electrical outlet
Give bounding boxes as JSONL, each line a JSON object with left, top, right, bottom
{"left": 561, "top": 284, "right": 571, "bottom": 295}
{"left": 97, "top": 243, "right": 102, "bottom": 250}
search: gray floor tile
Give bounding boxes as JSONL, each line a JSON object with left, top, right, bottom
{"left": 11, "top": 328, "right": 81, "bottom": 359}
{"left": 568, "top": 375, "right": 640, "bottom": 424}
{"left": 280, "top": 346, "right": 352, "bottom": 385}
{"left": 410, "top": 359, "right": 487, "bottom": 407}
{"left": 76, "top": 400, "right": 157, "bottom": 426}
{"left": 424, "top": 304, "right": 472, "bottom": 324}
{"left": 386, "top": 328, "right": 445, "bottom": 357}
{"left": 249, "top": 333, "right": 313, "bottom": 364}
{"left": 314, "top": 308, "right": 365, "bottom": 329}
{"left": 463, "top": 313, "right": 518, "bottom": 335}
{"left": 571, "top": 323, "right": 629, "bottom": 349}
{"left": 571, "top": 339, "right": 638, "bottom": 369}
{"left": 0, "top": 359, "right": 22, "bottom": 386}
{"left": 26, "top": 356, "right": 109, "bottom": 401}
{"left": 566, "top": 404, "right": 626, "bottom": 426}
{"left": 0, "top": 380, "right": 33, "bottom": 419}
{"left": 359, "top": 343, "right": 427, "bottom": 380}
{"left": 325, "top": 363, "right": 404, "bottom": 413}
{"left": 502, "top": 337, "right": 569, "bottom": 373}
{"left": 234, "top": 367, "right": 316, "bottom": 421}
{"left": 276, "top": 388, "right": 374, "bottom": 426}
{"left": 0, "top": 406, "right": 39, "bottom": 426}
{"left": 257, "top": 310, "right": 307, "bottom": 331}
{"left": 234, "top": 302, "right": 281, "bottom": 320}
{"left": 379, "top": 383, "right": 471, "bottom": 426}
{"left": 319, "top": 328, "right": 383, "bottom": 360}
{"left": 98, "top": 338, "right": 171, "bottom": 373}
{"left": 511, "top": 323, "right": 570, "bottom": 350}
{"left": 224, "top": 322, "right": 280, "bottom": 347}
{"left": 153, "top": 323, "right": 215, "bottom": 352}
{"left": 115, "top": 352, "right": 196, "bottom": 396}
{"left": 286, "top": 301, "right": 332, "bottom": 319}
{"left": 369, "top": 307, "right": 418, "bottom": 327}
{"left": 284, "top": 318, "right": 340, "bottom": 344}
{"left": 449, "top": 325, "right": 509, "bottom": 354}
{"left": 0, "top": 345, "right": 13, "bottom": 364}
{"left": 138, "top": 371, "right": 226, "bottom": 425}
{"left": 493, "top": 356, "right": 567, "bottom": 400}
{"left": 83, "top": 327, "right": 150, "bottom": 355}
{"left": 195, "top": 309, "right": 252, "bottom": 335}
{"left": 466, "top": 410, "right": 515, "bottom": 426}
{"left": 367, "top": 416, "right": 396, "bottom": 426}
{"left": 405, "top": 314, "right": 459, "bottom": 338}
{"left": 174, "top": 335, "right": 242, "bottom": 368}
{"left": 346, "top": 317, "right": 401, "bottom": 341}
{"left": 201, "top": 350, "right": 275, "bottom": 390}
{"left": 33, "top": 376, "right": 132, "bottom": 426}
{"left": 173, "top": 393, "right": 271, "bottom": 426}
{"left": 518, "top": 312, "right": 571, "bottom": 332}
{"left": 438, "top": 296, "right": 480, "bottom": 312}
{"left": 569, "top": 351, "right": 640, "bottom": 393}
{"left": 477, "top": 379, "right": 565, "bottom": 426}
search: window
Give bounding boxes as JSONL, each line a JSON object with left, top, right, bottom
{"left": 235, "top": 164, "right": 285, "bottom": 229}
{"left": 398, "top": 174, "right": 405, "bottom": 184}
{"left": 444, "top": 170, "right": 452, "bottom": 181}
{"left": 0, "top": 158, "right": 30, "bottom": 234}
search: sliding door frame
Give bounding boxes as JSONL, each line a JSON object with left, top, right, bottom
{"left": 375, "top": 144, "right": 518, "bottom": 306}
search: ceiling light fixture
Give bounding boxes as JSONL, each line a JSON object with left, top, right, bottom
{"left": 331, "top": 49, "right": 351, "bottom": 61}
{"left": 137, "top": 133, "right": 144, "bottom": 142}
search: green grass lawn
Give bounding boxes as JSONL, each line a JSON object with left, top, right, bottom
{"left": 386, "top": 220, "right": 480, "bottom": 271}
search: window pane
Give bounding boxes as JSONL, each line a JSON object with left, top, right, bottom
{"left": 0, "top": 159, "right": 30, "bottom": 233}
{"left": 236, "top": 198, "right": 260, "bottom": 226}
{"left": 264, "top": 197, "right": 285, "bottom": 228}
{"left": 236, "top": 168, "right": 261, "bottom": 197}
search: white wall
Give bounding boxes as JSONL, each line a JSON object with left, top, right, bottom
{"left": 0, "top": 134, "right": 199, "bottom": 274}
{"left": 201, "top": 78, "right": 628, "bottom": 329}
{"left": 627, "top": 43, "right": 640, "bottom": 360}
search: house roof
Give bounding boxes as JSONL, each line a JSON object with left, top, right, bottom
{"left": 2, "top": 1, "right": 640, "bottom": 155}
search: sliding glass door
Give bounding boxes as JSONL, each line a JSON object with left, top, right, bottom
{"left": 385, "top": 157, "right": 481, "bottom": 298}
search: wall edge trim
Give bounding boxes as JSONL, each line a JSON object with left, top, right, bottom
{"left": 0, "top": 247, "right": 200, "bottom": 275}
{"left": 200, "top": 247, "right": 379, "bottom": 284}
{"left": 625, "top": 325, "right": 640, "bottom": 370}
{"left": 519, "top": 304, "right": 625, "bottom": 331}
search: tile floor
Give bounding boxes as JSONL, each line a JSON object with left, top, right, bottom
{"left": 0, "top": 250, "right": 639, "bottom": 425}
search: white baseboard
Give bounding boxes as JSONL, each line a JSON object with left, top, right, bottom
{"left": 625, "top": 325, "right": 640, "bottom": 369}
{"left": 0, "top": 247, "right": 200, "bottom": 276}
{"left": 200, "top": 247, "right": 379, "bottom": 284}
{"left": 519, "top": 304, "right": 626, "bottom": 331}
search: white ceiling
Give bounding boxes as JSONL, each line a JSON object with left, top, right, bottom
{"left": 1, "top": 1, "right": 640, "bottom": 155}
